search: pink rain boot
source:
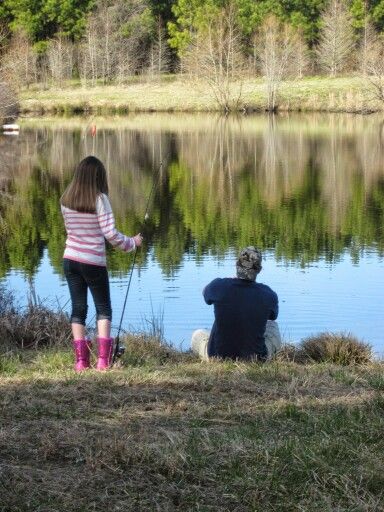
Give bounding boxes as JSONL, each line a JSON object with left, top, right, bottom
{"left": 73, "top": 338, "right": 92, "bottom": 372}
{"left": 96, "top": 337, "right": 114, "bottom": 370}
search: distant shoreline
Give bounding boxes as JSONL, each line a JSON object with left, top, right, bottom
{"left": 19, "top": 76, "right": 380, "bottom": 116}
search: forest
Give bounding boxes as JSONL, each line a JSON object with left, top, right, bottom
{"left": 0, "top": 0, "right": 384, "bottom": 90}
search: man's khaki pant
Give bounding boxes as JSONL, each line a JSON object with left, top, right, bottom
{"left": 191, "top": 320, "right": 282, "bottom": 361}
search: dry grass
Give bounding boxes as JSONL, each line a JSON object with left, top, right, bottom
{"left": 0, "top": 292, "right": 383, "bottom": 510}
{"left": 299, "top": 332, "right": 373, "bottom": 365}
{"left": 19, "top": 76, "right": 380, "bottom": 115}
{"left": 277, "top": 333, "right": 373, "bottom": 365}
{"left": 121, "top": 333, "right": 196, "bottom": 367}
{"left": 0, "top": 287, "right": 71, "bottom": 351}
{"left": 1, "top": 349, "right": 384, "bottom": 511}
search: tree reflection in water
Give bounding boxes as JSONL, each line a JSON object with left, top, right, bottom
{"left": 0, "top": 113, "right": 383, "bottom": 278}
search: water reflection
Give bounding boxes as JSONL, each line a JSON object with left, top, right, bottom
{"left": 0, "top": 113, "right": 383, "bottom": 280}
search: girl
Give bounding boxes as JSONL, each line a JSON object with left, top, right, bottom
{"left": 61, "top": 155, "right": 143, "bottom": 371}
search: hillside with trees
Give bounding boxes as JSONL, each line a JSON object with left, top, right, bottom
{"left": 1, "top": 0, "right": 384, "bottom": 112}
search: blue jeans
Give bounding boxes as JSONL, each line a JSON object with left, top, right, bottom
{"left": 63, "top": 258, "right": 112, "bottom": 325}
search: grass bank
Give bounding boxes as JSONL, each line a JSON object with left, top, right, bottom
{"left": 1, "top": 293, "right": 382, "bottom": 510}
{"left": 1, "top": 336, "right": 384, "bottom": 511}
{"left": 19, "top": 76, "right": 378, "bottom": 115}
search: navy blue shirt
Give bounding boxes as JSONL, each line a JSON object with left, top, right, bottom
{"left": 203, "top": 278, "right": 278, "bottom": 360}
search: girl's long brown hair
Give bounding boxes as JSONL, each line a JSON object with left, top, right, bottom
{"left": 60, "top": 156, "right": 109, "bottom": 213}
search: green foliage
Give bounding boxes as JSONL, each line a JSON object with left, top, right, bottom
{"left": 147, "top": 0, "right": 174, "bottom": 22}
{"left": 168, "top": 0, "right": 208, "bottom": 53}
{"left": 168, "top": 0, "right": 328, "bottom": 55}
{"left": 0, "top": 3, "right": 12, "bottom": 25}
{"left": 372, "top": 0, "right": 384, "bottom": 29}
{"left": 2, "top": 0, "right": 95, "bottom": 41}
{"left": 1, "top": 0, "right": 384, "bottom": 62}
{"left": 120, "top": 6, "right": 155, "bottom": 39}
{"left": 350, "top": 0, "right": 368, "bottom": 30}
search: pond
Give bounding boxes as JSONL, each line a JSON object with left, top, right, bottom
{"left": 1, "top": 113, "right": 383, "bottom": 353}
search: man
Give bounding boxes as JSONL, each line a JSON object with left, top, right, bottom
{"left": 192, "top": 246, "right": 281, "bottom": 361}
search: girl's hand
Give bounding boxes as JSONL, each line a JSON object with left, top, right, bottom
{"left": 133, "top": 233, "right": 143, "bottom": 247}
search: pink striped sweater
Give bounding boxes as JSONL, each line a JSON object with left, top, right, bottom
{"left": 61, "top": 193, "right": 135, "bottom": 266}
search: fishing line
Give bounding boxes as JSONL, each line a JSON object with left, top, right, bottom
{"left": 112, "top": 152, "right": 168, "bottom": 363}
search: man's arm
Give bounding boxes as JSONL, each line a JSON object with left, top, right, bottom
{"left": 203, "top": 278, "right": 221, "bottom": 305}
{"left": 269, "top": 292, "right": 279, "bottom": 320}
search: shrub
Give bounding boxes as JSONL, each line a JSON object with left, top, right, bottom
{"left": 299, "top": 332, "right": 372, "bottom": 365}
{"left": 0, "top": 287, "right": 71, "bottom": 351}
{"left": 276, "top": 333, "right": 373, "bottom": 365}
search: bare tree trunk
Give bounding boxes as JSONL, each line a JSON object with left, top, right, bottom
{"left": 360, "top": 16, "right": 377, "bottom": 78}
{"left": 181, "top": 1, "right": 245, "bottom": 112}
{"left": 256, "top": 16, "right": 305, "bottom": 111}
{"left": 146, "top": 16, "right": 171, "bottom": 79}
{"left": 47, "top": 36, "right": 75, "bottom": 86}
{"left": 1, "top": 31, "right": 38, "bottom": 89}
{"left": 363, "top": 24, "right": 384, "bottom": 108}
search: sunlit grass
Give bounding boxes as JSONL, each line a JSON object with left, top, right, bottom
{"left": 1, "top": 288, "right": 383, "bottom": 510}
{"left": 1, "top": 338, "right": 384, "bottom": 510}
{"left": 19, "top": 76, "right": 377, "bottom": 115}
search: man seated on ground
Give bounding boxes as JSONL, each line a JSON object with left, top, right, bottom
{"left": 191, "top": 246, "right": 281, "bottom": 361}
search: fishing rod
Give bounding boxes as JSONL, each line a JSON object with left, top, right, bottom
{"left": 112, "top": 153, "right": 168, "bottom": 364}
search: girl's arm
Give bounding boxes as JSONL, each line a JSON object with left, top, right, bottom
{"left": 96, "top": 194, "right": 136, "bottom": 252}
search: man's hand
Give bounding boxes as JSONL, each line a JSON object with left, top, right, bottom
{"left": 133, "top": 233, "right": 143, "bottom": 247}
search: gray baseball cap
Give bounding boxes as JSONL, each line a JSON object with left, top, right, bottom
{"left": 236, "top": 246, "right": 262, "bottom": 280}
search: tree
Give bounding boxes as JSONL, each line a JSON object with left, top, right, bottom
{"left": 146, "top": 18, "right": 171, "bottom": 78}
{"left": 359, "top": 17, "right": 378, "bottom": 76}
{"left": 168, "top": 0, "right": 328, "bottom": 57}
{"left": 0, "top": 23, "right": 10, "bottom": 55}
{"left": 182, "top": 1, "right": 246, "bottom": 111}
{"left": 316, "top": 0, "right": 355, "bottom": 76}
{"left": 168, "top": 0, "right": 262, "bottom": 56}
{"left": 2, "top": 0, "right": 95, "bottom": 42}
{"left": 79, "top": 0, "right": 155, "bottom": 85}
{"left": 255, "top": 15, "right": 305, "bottom": 111}
{"left": 1, "top": 31, "right": 38, "bottom": 87}
{"left": 47, "top": 36, "right": 74, "bottom": 85}
{"left": 147, "top": 0, "right": 174, "bottom": 24}
{"left": 370, "top": 0, "right": 384, "bottom": 31}
{"left": 363, "top": 26, "right": 384, "bottom": 105}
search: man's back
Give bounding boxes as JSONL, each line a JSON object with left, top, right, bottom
{"left": 203, "top": 277, "right": 278, "bottom": 360}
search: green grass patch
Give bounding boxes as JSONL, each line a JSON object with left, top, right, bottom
{"left": 19, "top": 76, "right": 381, "bottom": 115}
{"left": 1, "top": 343, "right": 383, "bottom": 511}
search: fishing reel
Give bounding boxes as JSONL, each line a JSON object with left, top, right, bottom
{"left": 115, "top": 343, "right": 126, "bottom": 359}
{"left": 112, "top": 341, "right": 126, "bottom": 365}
